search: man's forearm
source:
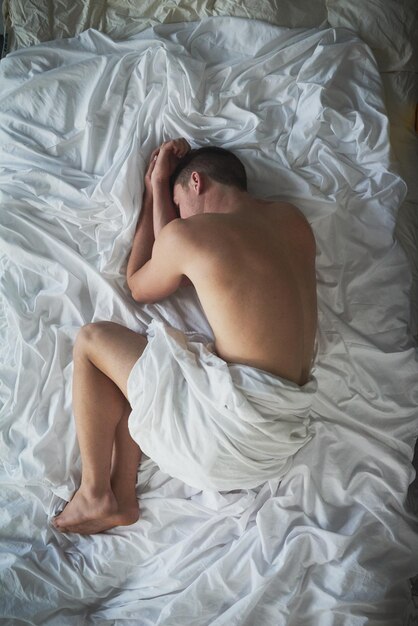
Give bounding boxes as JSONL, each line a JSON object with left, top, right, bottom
{"left": 126, "top": 190, "right": 154, "bottom": 286}
{"left": 149, "top": 137, "right": 190, "bottom": 234}
{"left": 152, "top": 177, "right": 179, "bottom": 237}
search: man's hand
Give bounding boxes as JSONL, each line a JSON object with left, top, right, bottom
{"left": 151, "top": 138, "right": 191, "bottom": 185}
{"left": 144, "top": 148, "right": 159, "bottom": 197}
{"left": 128, "top": 138, "right": 190, "bottom": 288}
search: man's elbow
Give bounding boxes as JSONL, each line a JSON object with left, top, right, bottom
{"left": 127, "top": 275, "right": 137, "bottom": 298}
{"left": 129, "top": 285, "right": 150, "bottom": 304}
{"left": 127, "top": 277, "right": 144, "bottom": 303}
{"left": 129, "top": 281, "right": 162, "bottom": 305}
{"left": 130, "top": 288, "right": 142, "bottom": 303}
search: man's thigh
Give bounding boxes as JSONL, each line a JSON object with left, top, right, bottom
{"left": 75, "top": 322, "right": 147, "bottom": 399}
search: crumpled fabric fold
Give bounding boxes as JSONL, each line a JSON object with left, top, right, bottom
{"left": 127, "top": 320, "right": 317, "bottom": 490}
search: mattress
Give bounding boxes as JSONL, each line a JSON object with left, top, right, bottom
{"left": 0, "top": 15, "right": 417, "bottom": 626}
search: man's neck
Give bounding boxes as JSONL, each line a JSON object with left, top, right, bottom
{"left": 202, "top": 185, "right": 249, "bottom": 215}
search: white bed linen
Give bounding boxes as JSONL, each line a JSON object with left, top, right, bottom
{"left": 0, "top": 17, "right": 417, "bottom": 625}
{"left": 127, "top": 320, "right": 316, "bottom": 491}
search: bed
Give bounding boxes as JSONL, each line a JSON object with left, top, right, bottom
{"left": 1, "top": 1, "right": 418, "bottom": 624}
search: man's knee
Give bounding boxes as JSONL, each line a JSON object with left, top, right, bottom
{"left": 73, "top": 322, "right": 147, "bottom": 395}
{"left": 73, "top": 322, "right": 115, "bottom": 358}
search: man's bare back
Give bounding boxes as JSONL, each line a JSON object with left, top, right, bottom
{"left": 168, "top": 200, "right": 317, "bottom": 385}
{"left": 128, "top": 139, "right": 318, "bottom": 386}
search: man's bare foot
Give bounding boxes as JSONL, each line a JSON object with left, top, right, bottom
{"left": 52, "top": 486, "right": 139, "bottom": 535}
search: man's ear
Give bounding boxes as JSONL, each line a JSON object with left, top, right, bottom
{"left": 190, "top": 171, "right": 203, "bottom": 194}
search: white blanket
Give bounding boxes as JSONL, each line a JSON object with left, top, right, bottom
{"left": 0, "top": 17, "right": 417, "bottom": 625}
{"left": 127, "top": 320, "right": 317, "bottom": 491}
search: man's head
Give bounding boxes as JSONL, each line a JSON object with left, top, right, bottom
{"left": 170, "top": 146, "right": 247, "bottom": 217}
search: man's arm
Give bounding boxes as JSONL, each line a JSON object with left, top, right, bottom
{"left": 126, "top": 149, "right": 158, "bottom": 291}
{"left": 129, "top": 219, "right": 187, "bottom": 304}
{"left": 127, "top": 138, "right": 191, "bottom": 295}
{"left": 151, "top": 139, "right": 190, "bottom": 237}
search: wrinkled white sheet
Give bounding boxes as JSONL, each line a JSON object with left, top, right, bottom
{"left": 0, "top": 17, "right": 418, "bottom": 625}
{"left": 127, "top": 320, "right": 317, "bottom": 491}
{"left": 2, "top": 0, "right": 328, "bottom": 54}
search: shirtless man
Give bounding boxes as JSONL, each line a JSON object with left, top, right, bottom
{"left": 52, "top": 138, "right": 317, "bottom": 534}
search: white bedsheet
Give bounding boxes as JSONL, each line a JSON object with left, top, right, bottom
{"left": 127, "top": 320, "right": 316, "bottom": 491}
{"left": 0, "top": 17, "right": 417, "bottom": 625}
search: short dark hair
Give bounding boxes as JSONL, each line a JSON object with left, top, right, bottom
{"left": 170, "top": 146, "right": 247, "bottom": 195}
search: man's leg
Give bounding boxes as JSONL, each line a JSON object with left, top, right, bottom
{"left": 52, "top": 322, "right": 147, "bottom": 534}
{"left": 110, "top": 399, "right": 142, "bottom": 518}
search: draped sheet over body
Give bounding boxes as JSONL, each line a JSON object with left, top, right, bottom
{"left": 127, "top": 320, "right": 317, "bottom": 491}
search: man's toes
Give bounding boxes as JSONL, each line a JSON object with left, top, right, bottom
{"left": 52, "top": 514, "right": 66, "bottom": 529}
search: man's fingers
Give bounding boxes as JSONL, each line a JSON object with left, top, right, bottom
{"left": 147, "top": 148, "right": 160, "bottom": 170}
{"left": 148, "top": 138, "right": 190, "bottom": 182}
{"left": 160, "top": 138, "right": 190, "bottom": 158}
{"left": 145, "top": 150, "right": 160, "bottom": 181}
{"left": 150, "top": 148, "right": 160, "bottom": 162}
{"left": 146, "top": 158, "right": 155, "bottom": 175}
{"left": 174, "top": 138, "right": 191, "bottom": 157}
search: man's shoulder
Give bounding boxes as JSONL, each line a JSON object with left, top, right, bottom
{"left": 157, "top": 217, "right": 202, "bottom": 254}
{"left": 263, "top": 200, "right": 313, "bottom": 230}
{"left": 261, "top": 199, "right": 304, "bottom": 218}
{"left": 159, "top": 217, "right": 190, "bottom": 240}
{"left": 162, "top": 214, "right": 215, "bottom": 239}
